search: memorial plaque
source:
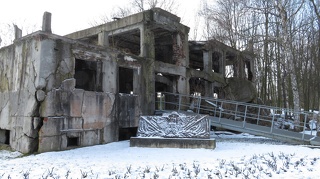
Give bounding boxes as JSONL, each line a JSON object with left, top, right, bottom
{"left": 137, "top": 111, "right": 210, "bottom": 138}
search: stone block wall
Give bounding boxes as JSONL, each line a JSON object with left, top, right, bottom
{"left": 39, "top": 81, "right": 116, "bottom": 152}
{"left": 0, "top": 32, "right": 119, "bottom": 153}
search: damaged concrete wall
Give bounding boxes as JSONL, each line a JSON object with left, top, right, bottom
{"left": 0, "top": 32, "right": 122, "bottom": 153}
{"left": 0, "top": 34, "right": 45, "bottom": 153}
{"left": 39, "top": 80, "right": 117, "bottom": 152}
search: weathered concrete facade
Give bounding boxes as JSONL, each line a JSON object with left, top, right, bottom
{"left": 0, "top": 8, "right": 254, "bottom": 153}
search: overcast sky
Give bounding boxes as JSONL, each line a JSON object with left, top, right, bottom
{"left": 0, "top": 0, "right": 202, "bottom": 38}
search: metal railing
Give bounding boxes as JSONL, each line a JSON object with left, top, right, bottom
{"left": 155, "top": 92, "right": 319, "bottom": 142}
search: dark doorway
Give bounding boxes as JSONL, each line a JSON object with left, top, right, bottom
{"left": 119, "top": 67, "right": 134, "bottom": 94}
{"left": 0, "top": 129, "right": 10, "bottom": 145}
{"left": 119, "top": 127, "right": 137, "bottom": 141}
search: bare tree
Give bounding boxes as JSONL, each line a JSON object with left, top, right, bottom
{"left": 132, "top": 0, "right": 179, "bottom": 13}
{"left": 273, "top": 0, "right": 306, "bottom": 128}
{"left": 0, "top": 22, "right": 38, "bottom": 48}
{"left": 0, "top": 23, "right": 14, "bottom": 48}
{"left": 90, "top": 0, "right": 180, "bottom": 26}
{"left": 309, "top": 0, "right": 320, "bottom": 18}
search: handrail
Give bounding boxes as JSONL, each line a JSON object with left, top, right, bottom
{"left": 154, "top": 91, "right": 318, "bottom": 143}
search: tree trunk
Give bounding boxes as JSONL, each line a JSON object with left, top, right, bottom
{"left": 275, "top": 0, "right": 301, "bottom": 129}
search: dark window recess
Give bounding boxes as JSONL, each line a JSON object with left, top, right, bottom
{"left": 0, "top": 129, "right": 10, "bottom": 145}
{"left": 189, "top": 77, "right": 205, "bottom": 96}
{"left": 119, "top": 67, "right": 133, "bottom": 94}
{"left": 246, "top": 61, "right": 253, "bottom": 81}
{"left": 108, "top": 29, "right": 140, "bottom": 56}
{"left": 212, "top": 52, "right": 221, "bottom": 73}
{"left": 67, "top": 137, "right": 79, "bottom": 147}
{"left": 155, "top": 31, "right": 174, "bottom": 64}
{"left": 189, "top": 50, "right": 203, "bottom": 70}
{"left": 74, "top": 59, "right": 102, "bottom": 92}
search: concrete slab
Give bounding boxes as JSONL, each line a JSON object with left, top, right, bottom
{"left": 130, "top": 137, "right": 216, "bottom": 149}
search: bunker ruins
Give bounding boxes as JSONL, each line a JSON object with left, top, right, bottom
{"left": 0, "top": 8, "right": 254, "bottom": 153}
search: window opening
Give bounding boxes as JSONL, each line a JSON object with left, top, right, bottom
{"left": 212, "top": 52, "right": 221, "bottom": 73}
{"left": 67, "top": 137, "right": 79, "bottom": 147}
{"left": 119, "top": 67, "right": 133, "bottom": 94}
{"left": 109, "top": 29, "right": 140, "bottom": 56}
{"left": 225, "top": 65, "right": 234, "bottom": 78}
{"left": 189, "top": 50, "right": 203, "bottom": 70}
{"left": 154, "top": 29, "right": 174, "bottom": 64}
{"left": 74, "top": 59, "right": 102, "bottom": 92}
{"left": 0, "top": 129, "right": 10, "bottom": 145}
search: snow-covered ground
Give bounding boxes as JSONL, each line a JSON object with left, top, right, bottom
{"left": 0, "top": 131, "right": 320, "bottom": 179}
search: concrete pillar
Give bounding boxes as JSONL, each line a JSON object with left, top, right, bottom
{"left": 102, "top": 59, "right": 117, "bottom": 93}
{"left": 140, "top": 25, "right": 156, "bottom": 115}
{"left": 183, "top": 27, "right": 190, "bottom": 67}
{"left": 204, "top": 81, "right": 214, "bottom": 97}
{"left": 234, "top": 54, "right": 245, "bottom": 79}
{"left": 203, "top": 51, "right": 212, "bottom": 73}
{"left": 133, "top": 69, "right": 141, "bottom": 125}
{"left": 239, "top": 56, "right": 245, "bottom": 79}
{"left": 249, "top": 59, "right": 255, "bottom": 82}
{"left": 220, "top": 51, "right": 226, "bottom": 77}
{"left": 14, "top": 25, "right": 22, "bottom": 40}
{"left": 140, "top": 26, "right": 155, "bottom": 58}
{"left": 42, "top": 12, "right": 52, "bottom": 33}
{"left": 173, "top": 31, "right": 188, "bottom": 67}
{"left": 141, "top": 60, "right": 155, "bottom": 115}
{"left": 177, "top": 76, "right": 189, "bottom": 110}
{"left": 133, "top": 69, "right": 140, "bottom": 95}
{"left": 98, "top": 31, "right": 109, "bottom": 47}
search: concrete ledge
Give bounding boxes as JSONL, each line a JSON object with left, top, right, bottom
{"left": 130, "top": 137, "right": 216, "bottom": 149}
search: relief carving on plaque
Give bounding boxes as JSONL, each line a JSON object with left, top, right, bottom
{"left": 137, "top": 112, "right": 209, "bottom": 138}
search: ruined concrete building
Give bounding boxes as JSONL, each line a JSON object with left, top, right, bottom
{"left": 0, "top": 8, "right": 254, "bottom": 153}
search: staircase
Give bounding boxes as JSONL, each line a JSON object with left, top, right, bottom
{"left": 155, "top": 92, "right": 320, "bottom": 146}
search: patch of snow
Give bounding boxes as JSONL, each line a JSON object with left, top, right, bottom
{"left": 0, "top": 132, "right": 320, "bottom": 178}
{"left": 309, "top": 119, "right": 317, "bottom": 130}
{"left": 124, "top": 56, "right": 136, "bottom": 62}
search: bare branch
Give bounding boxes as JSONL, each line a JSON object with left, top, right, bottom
{"left": 309, "top": 0, "right": 320, "bottom": 19}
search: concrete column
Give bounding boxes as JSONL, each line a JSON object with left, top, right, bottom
{"left": 220, "top": 51, "right": 226, "bottom": 77}
{"left": 140, "top": 25, "right": 156, "bottom": 115}
{"left": 102, "top": 58, "right": 117, "bottom": 93}
{"left": 141, "top": 60, "right": 155, "bottom": 115}
{"left": 204, "top": 81, "right": 214, "bottom": 97}
{"left": 249, "top": 59, "right": 255, "bottom": 82}
{"left": 132, "top": 69, "right": 140, "bottom": 94}
{"left": 239, "top": 56, "right": 245, "bottom": 79}
{"left": 177, "top": 76, "right": 189, "bottom": 110}
{"left": 203, "top": 51, "right": 212, "bottom": 73}
{"left": 182, "top": 27, "right": 190, "bottom": 67}
{"left": 14, "top": 25, "right": 22, "bottom": 40}
{"left": 98, "top": 31, "right": 109, "bottom": 47}
{"left": 140, "top": 26, "right": 155, "bottom": 58}
{"left": 173, "top": 31, "right": 188, "bottom": 67}
{"left": 42, "top": 12, "right": 52, "bottom": 33}
{"left": 133, "top": 68, "right": 141, "bottom": 126}
{"left": 234, "top": 55, "right": 245, "bottom": 79}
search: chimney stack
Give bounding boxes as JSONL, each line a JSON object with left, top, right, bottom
{"left": 14, "top": 24, "right": 22, "bottom": 40}
{"left": 42, "top": 11, "right": 52, "bottom": 33}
